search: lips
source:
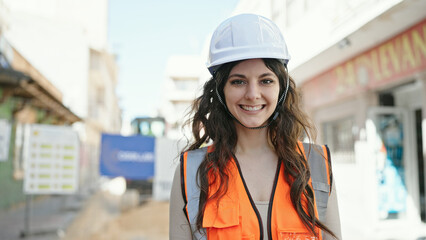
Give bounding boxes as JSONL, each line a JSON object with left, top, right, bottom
{"left": 240, "top": 105, "right": 264, "bottom": 111}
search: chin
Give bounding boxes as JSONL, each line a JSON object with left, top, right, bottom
{"left": 239, "top": 121, "right": 269, "bottom": 128}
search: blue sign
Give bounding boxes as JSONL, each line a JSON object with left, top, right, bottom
{"left": 100, "top": 134, "right": 155, "bottom": 180}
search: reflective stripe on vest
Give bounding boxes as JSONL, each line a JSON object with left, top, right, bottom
{"left": 181, "top": 143, "right": 331, "bottom": 240}
{"left": 182, "top": 147, "right": 209, "bottom": 239}
{"left": 299, "top": 142, "right": 332, "bottom": 222}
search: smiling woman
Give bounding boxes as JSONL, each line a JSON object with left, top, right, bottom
{"left": 169, "top": 13, "right": 342, "bottom": 240}
{"left": 223, "top": 59, "right": 281, "bottom": 129}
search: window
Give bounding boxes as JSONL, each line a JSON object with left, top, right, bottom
{"left": 96, "top": 86, "right": 105, "bottom": 106}
{"left": 174, "top": 78, "right": 199, "bottom": 92}
{"left": 323, "top": 117, "right": 355, "bottom": 163}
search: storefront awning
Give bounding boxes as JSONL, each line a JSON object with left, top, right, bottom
{"left": 0, "top": 68, "right": 81, "bottom": 124}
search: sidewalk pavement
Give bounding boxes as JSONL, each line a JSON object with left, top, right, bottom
{"left": 0, "top": 190, "right": 92, "bottom": 240}
{"left": 335, "top": 164, "right": 426, "bottom": 240}
{"left": 0, "top": 176, "right": 141, "bottom": 240}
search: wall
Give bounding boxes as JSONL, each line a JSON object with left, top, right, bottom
{"left": 0, "top": 91, "right": 25, "bottom": 209}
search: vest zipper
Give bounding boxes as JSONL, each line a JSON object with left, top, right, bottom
{"left": 232, "top": 154, "right": 264, "bottom": 240}
{"left": 267, "top": 162, "right": 281, "bottom": 240}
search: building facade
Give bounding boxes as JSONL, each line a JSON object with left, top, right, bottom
{"left": 85, "top": 48, "right": 122, "bottom": 187}
{"left": 160, "top": 55, "right": 207, "bottom": 140}
{"left": 0, "top": 0, "right": 121, "bottom": 209}
{"left": 0, "top": 37, "right": 81, "bottom": 209}
{"left": 301, "top": 14, "right": 426, "bottom": 238}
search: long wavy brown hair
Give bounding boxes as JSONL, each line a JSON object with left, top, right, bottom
{"left": 182, "top": 58, "right": 336, "bottom": 238}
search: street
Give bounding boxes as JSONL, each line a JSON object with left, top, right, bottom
{"left": 63, "top": 192, "right": 168, "bottom": 240}
{"left": 0, "top": 183, "right": 169, "bottom": 240}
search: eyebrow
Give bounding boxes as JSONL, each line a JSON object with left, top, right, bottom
{"left": 228, "top": 73, "right": 276, "bottom": 79}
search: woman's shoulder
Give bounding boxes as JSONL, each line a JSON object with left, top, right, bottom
{"left": 297, "top": 140, "right": 326, "bottom": 148}
{"left": 297, "top": 141, "right": 330, "bottom": 157}
{"left": 181, "top": 145, "right": 214, "bottom": 156}
{"left": 180, "top": 146, "right": 211, "bottom": 165}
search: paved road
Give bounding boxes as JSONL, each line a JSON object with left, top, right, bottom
{"left": 0, "top": 192, "right": 90, "bottom": 240}
{"left": 0, "top": 177, "right": 140, "bottom": 240}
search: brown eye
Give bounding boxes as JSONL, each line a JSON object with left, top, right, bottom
{"left": 230, "top": 80, "right": 245, "bottom": 85}
{"left": 261, "top": 79, "right": 273, "bottom": 84}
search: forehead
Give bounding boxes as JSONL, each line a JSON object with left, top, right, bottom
{"left": 229, "top": 59, "right": 276, "bottom": 77}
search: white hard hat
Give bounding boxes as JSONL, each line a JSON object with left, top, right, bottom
{"left": 206, "top": 13, "right": 291, "bottom": 75}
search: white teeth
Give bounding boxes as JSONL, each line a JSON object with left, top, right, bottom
{"left": 241, "top": 105, "right": 262, "bottom": 111}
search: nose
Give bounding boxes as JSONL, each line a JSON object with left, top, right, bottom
{"left": 245, "top": 82, "right": 261, "bottom": 100}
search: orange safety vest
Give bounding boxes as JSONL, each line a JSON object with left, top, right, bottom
{"left": 181, "top": 142, "right": 332, "bottom": 240}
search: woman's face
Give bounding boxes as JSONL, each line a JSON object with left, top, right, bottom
{"left": 223, "top": 58, "right": 280, "bottom": 128}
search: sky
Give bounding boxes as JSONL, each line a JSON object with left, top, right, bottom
{"left": 108, "top": 0, "right": 239, "bottom": 122}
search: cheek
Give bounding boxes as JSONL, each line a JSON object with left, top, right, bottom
{"left": 269, "top": 88, "right": 281, "bottom": 104}
{"left": 224, "top": 92, "right": 237, "bottom": 107}
{"left": 223, "top": 86, "right": 238, "bottom": 104}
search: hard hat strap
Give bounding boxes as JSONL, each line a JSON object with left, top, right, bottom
{"left": 277, "top": 65, "right": 290, "bottom": 107}
{"left": 215, "top": 65, "right": 290, "bottom": 130}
